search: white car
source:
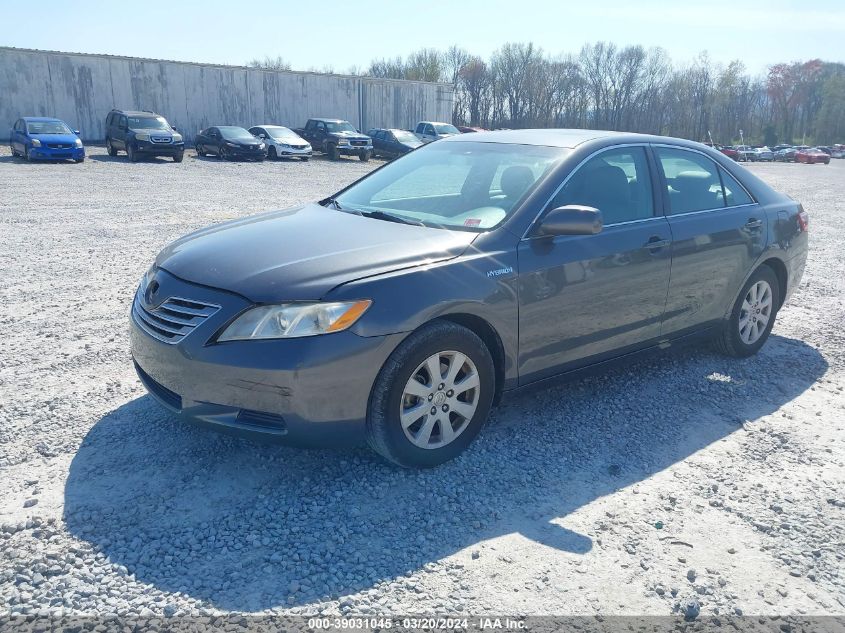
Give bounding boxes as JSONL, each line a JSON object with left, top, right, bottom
{"left": 248, "top": 125, "right": 312, "bottom": 161}
{"left": 413, "top": 121, "right": 461, "bottom": 144}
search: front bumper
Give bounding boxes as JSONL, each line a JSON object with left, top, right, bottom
{"left": 224, "top": 146, "right": 266, "bottom": 160}
{"left": 129, "top": 269, "right": 403, "bottom": 446}
{"left": 135, "top": 140, "right": 185, "bottom": 156}
{"left": 29, "top": 146, "right": 85, "bottom": 160}
{"left": 273, "top": 145, "right": 312, "bottom": 157}
{"left": 337, "top": 144, "right": 372, "bottom": 155}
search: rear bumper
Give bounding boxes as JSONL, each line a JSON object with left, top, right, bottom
{"left": 29, "top": 146, "right": 85, "bottom": 160}
{"left": 783, "top": 248, "right": 807, "bottom": 306}
{"left": 129, "top": 270, "right": 403, "bottom": 446}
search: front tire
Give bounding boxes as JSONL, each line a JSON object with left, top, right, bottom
{"left": 196, "top": 144, "right": 205, "bottom": 157}
{"left": 714, "top": 266, "right": 780, "bottom": 358}
{"left": 327, "top": 144, "right": 339, "bottom": 160}
{"left": 268, "top": 146, "right": 277, "bottom": 160}
{"left": 173, "top": 151, "right": 184, "bottom": 163}
{"left": 127, "top": 144, "right": 138, "bottom": 162}
{"left": 367, "top": 320, "right": 495, "bottom": 468}
{"left": 359, "top": 150, "right": 371, "bottom": 162}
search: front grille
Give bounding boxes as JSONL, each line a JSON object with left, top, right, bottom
{"left": 134, "top": 362, "right": 182, "bottom": 410}
{"left": 292, "top": 144, "right": 309, "bottom": 150}
{"left": 350, "top": 140, "right": 367, "bottom": 147}
{"left": 133, "top": 290, "right": 220, "bottom": 344}
{"left": 47, "top": 143, "right": 70, "bottom": 149}
{"left": 151, "top": 136, "right": 172, "bottom": 144}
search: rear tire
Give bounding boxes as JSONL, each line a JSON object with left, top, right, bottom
{"left": 106, "top": 139, "right": 117, "bottom": 156}
{"left": 714, "top": 266, "right": 780, "bottom": 358}
{"left": 367, "top": 320, "right": 495, "bottom": 468}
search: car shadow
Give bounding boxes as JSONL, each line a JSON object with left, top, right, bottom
{"left": 89, "top": 154, "right": 177, "bottom": 164}
{"left": 63, "top": 334, "right": 826, "bottom": 612}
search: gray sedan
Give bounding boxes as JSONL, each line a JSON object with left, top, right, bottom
{"left": 131, "top": 130, "right": 809, "bottom": 467}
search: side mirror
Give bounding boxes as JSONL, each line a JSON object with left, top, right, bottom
{"left": 536, "top": 205, "right": 603, "bottom": 236}
{"left": 73, "top": 129, "right": 80, "bottom": 135}
{"left": 258, "top": 133, "right": 266, "bottom": 139}
{"left": 171, "top": 125, "right": 178, "bottom": 131}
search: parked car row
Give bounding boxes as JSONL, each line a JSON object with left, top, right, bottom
{"left": 711, "top": 142, "right": 840, "bottom": 165}
{"left": 8, "top": 111, "right": 467, "bottom": 164}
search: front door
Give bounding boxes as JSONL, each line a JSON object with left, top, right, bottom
{"left": 517, "top": 145, "right": 672, "bottom": 383}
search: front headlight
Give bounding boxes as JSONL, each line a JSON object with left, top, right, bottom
{"left": 218, "top": 300, "right": 372, "bottom": 341}
{"left": 171, "top": 133, "right": 183, "bottom": 142}
{"left": 74, "top": 138, "right": 83, "bottom": 147}
{"left": 31, "top": 138, "right": 42, "bottom": 147}
{"left": 337, "top": 139, "right": 350, "bottom": 146}
{"left": 135, "top": 133, "right": 150, "bottom": 142}
{"left": 225, "top": 141, "right": 238, "bottom": 147}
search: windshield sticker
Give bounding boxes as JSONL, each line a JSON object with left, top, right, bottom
{"left": 464, "top": 218, "right": 481, "bottom": 227}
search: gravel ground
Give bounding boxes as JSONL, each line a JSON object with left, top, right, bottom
{"left": 1, "top": 146, "right": 843, "bottom": 620}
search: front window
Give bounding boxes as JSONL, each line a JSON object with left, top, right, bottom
{"left": 265, "top": 126, "right": 300, "bottom": 141}
{"left": 325, "top": 121, "right": 356, "bottom": 133}
{"left": 218, "top": 126, "right": 256, "bottom": 141}
{"left": 548, "top": 147, "right": 654, "bottom": 224}
{"left": 334, "top": 141, "right": 566, "bottom": 231}
{"left": 434, "top": 123, "right": 460, "bottom": 135}
{"left": 127, "top": 116, "right": 170, "bottom": 130}
{"left": 392, "top": 130, "right": 418, "bottom": 143}
{"left": 27, "top": 120, "right": 71, "bottom": 135}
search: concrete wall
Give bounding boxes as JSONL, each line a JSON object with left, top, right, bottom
{"left": 0, "top": 47, "right": 454, "bottom": 143}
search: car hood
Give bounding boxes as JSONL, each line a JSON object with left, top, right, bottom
{"left": 31, "top": 133, "right": 78, "bottom": 143}
{"left": 156, "top": 202, "right": 476, "bottom": 302}
{"left": 329, "top": 130, "right": 370, "bottom": 140}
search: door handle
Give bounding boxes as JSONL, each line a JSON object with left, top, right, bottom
{"left": 745, "top": 218, "right": 763, "bottom": 229}
{"left": 644, "top": 237, "right": 672, "bottom": 250}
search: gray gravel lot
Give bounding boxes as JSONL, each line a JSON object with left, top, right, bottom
{"left": 0, "top": 146, "right": 843, "bottom": 619}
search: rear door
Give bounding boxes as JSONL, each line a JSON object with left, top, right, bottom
{"left": 517, "top": 145, "right": 673, "bottom": 383}
{"left": 653, "top": 145, "right": 766, "bottom": 336}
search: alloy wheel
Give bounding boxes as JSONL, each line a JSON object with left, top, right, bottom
{"left": 739, "top": 280, "right": 773, "bottom": 344}
{"left": 400, "top": 351, "right": 480, "bottom": 449}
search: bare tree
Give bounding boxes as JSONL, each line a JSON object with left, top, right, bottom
{"left": 246, "top": 56, "right": 291, "bottom": 71}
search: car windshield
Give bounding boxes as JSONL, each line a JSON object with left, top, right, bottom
{"left": 334, "top": 141, "right": 566, "bottom": 231}
{"left": 325, "top": 121, "right": 357, "bottom": 133}
{"left": 434, "top": 123, "right": 460, "bottom": 135}
{"left": 265, "top": 126, "right": 299, "bottom": 140}
{"left": 393, "top": 130, "right": 418, "bottom": 143}
{"left": 128, "top": 116, "right": 170, "bottom": 130}
{"left": 27, "top": 121, "right": 71, "bottom": 134}
{"left": 219, "top": 126, "right": 255, "bottom": 141}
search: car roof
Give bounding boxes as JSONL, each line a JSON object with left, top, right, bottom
{"left": 22, "top": 116, "right": 65, "bottom": 122}
{"left": 438, "top": 128, "right": 722, "bottom": 149}
{"left": 310, "top": 118, "right": 346, "bottom": 123}
{"left": 111, "top": 109, "right": 161, "bottom": 117}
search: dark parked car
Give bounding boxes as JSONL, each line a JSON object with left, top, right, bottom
{"left": 295, "top": 118, "right": 372, "bottom": 161}
{"left": 9, "top": 117, "right": 85, "bottom": 162}
{"left": 195, "top": 126, "right": 266, "bottom": 161}
{"left": 458, "top": 126, "right": 487, "bottom": 133}
{"left": 105, "top": 109, "right": 184, "bottom": 162}
{"left": 367, "top": 128, "right": 422, "bottom": 159}
{"left": 131, "top": 130, "right": 808, "bottom": 467}
{"left": 774, "top": 147, "right": 797, "bottom": 162}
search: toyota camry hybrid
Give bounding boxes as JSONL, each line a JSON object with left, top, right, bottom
{"left": 131, "top": 129, "right": 808, "bottom": 467}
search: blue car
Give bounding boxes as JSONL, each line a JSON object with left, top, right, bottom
{"left": 9, "top": 117, "right": 85, "bottom": 162}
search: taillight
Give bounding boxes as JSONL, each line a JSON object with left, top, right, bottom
{"left": 797, "top": 205, "right": 809, "bottom": 232}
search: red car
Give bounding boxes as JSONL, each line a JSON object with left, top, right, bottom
{"left": 457, "top": 126, "right": 487, "bottom": 133}
{"left": 795, "top": 147, "right": 830, "bottom": 165}
{"left": 719, "top": 146, "right": 739, "bottom": 161}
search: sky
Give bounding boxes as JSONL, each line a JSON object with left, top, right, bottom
{"left": 2, "top": 0, "right": 843, "bottom": 74}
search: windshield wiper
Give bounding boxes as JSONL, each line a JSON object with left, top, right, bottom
{"left": 360, "top": 210, "right": 424, "bottom": 226}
